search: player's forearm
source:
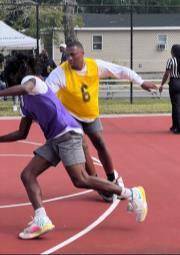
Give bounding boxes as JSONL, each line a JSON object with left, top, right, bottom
{"left": 161, "top": 72, "right": 169, "bottom": 86}
{"left": 0, "top": 131, "right": 27, "bottom": 142}
{"left": 127, "top": 69, "right": 144, "bottom": 85}
{"left": 0, "top": 85, "right": 26, "bottom": 97}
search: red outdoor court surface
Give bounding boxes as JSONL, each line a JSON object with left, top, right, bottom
{"left": 0, "top": 115, "right": 180, "bottom": 254}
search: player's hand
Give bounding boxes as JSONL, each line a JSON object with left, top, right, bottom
{"left": 141, "top": 81, "right": 158, "bottom": 92}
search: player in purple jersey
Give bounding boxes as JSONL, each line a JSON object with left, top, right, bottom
{"left": 0, "top": 53, "right": 148, "bottom": 240}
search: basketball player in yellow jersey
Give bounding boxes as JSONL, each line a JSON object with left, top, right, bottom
{"left": 46, "top": 40, "right": 158, "bottom": 202}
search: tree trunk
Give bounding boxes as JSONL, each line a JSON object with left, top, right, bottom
{"left": 63, "top": 0, "right": 77, "bottom": 43}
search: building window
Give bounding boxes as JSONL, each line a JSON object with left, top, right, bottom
{"left": 93, "top": 35, "right": 102, "bottom": 50}
{"left": 157, "top": 34, "right": 167, "bottom": 51}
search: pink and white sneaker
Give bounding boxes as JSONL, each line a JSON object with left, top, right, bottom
{"left": 19, "top": 216, "right": 55, "bottom": 240}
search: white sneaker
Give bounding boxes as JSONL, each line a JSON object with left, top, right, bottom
{"left": 19, "top": 216, "right": 55, "bottom": 239}
{"left": 128, "top": 186, "right": 148, "bottom": 223}
{"left": 116, "top": 177, "right": 125, "bottom": 189}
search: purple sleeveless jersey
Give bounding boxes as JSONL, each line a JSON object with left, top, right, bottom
{"left": 20, "top": 87, "right": 81, "bottom": 140}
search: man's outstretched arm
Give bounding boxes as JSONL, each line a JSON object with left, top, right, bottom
{"left": 96, "top": 59, "right": 158, "bottom": 91}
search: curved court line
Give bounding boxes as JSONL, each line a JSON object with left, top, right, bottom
{"left": 0, "top": 152, "right": 98, "bottom": 209}
{"left": 0, "top": 127, "right": 121, "bottom": 253}
{"left": 0, "top": 140, "right": 118, "bottom": 212}
{"left": 41, "top": 198, "right": 120, "bottom": 255}
{"left": 0, "top": 190, "right": 92, "bottom": 209}
{"left": 0, "top": 151, "right": 118, "bottom": 208}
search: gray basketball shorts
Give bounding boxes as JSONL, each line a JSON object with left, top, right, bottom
{"left": 76, "top": 117, "right": 103, "bottom": 135}
{"left": 34, "top": 131, "right": 85, "bottom": 167}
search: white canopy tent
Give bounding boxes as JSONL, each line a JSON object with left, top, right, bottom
{"left": 0, "top": 20, "right": 37, "bottom": 50}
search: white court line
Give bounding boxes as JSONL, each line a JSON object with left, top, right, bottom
{"left": 91, "top": 156, "right": 102, "bottom": 163}
{"left": 19, "top": 140, "right": 42, "bottom": 146}
{"left": 41, "top": 198, "right": 120, "bottom": 255}
{"left": 0, "top": 151, "right": 94, "bottom": 209}
{"left": 0, "top": 190, "right": 92, "bottom": 209}
{"left": 0, "top": 154, "right": 33, "bottom": 157}
{"left": 0, "top": 113, "right": 171, "bottom": 121}
{"left": 100, "top": 113, "right": 171, "bottom": 118}
{"left": 0, "top": 148, "right": 118, "bottom": 209}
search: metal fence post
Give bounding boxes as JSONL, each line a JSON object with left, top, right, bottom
{"left": 36, "top": 0, "right": 40, "bottom": 56}
{"left": 130, "top": 3, "right": 133, "bottom": 104}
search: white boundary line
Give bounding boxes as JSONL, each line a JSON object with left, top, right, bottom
{"left": 41, "top": 199, "right": 120, "bottom": 255}
{"left": 0, "top": 154, "right": 33, "bottom": 157}
{"left": 19, "top": 140, "right": 42, "bottom": 146}
{"left": 0, "top": 117, "right": 21, "bottom": 120}
{"left": 100, "top": 113, "right": 171, "bottom": 118}
{"left": 0, "top": 113, "right": 171, "bottom": 121}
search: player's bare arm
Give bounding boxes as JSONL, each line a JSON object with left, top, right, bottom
{"left": 159, "top": 70, "right": 170, "bottom": 93}
{"left": 0, "top": 79, "right": 35, "bottom": 98}
{"left": 0, "top": 117, "right": 32, "bottom": 142}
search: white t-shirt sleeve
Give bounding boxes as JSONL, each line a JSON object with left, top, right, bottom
{"left": 45, "top": 66, "right": 66, "bottom": 93}
{"left": 96, "top": 59, "right": 144, "bottom": 85}
{"left": 21, "top": 75, "right": 48, "bottom": 95}
{"left": 20, "top": 75, "right": 48, "bottom": 118}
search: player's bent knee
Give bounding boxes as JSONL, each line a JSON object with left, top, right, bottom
{"left": 72, "top": 175, "right": 88, "bottom": 189}
{"left": 20, "top": 169, "right": 35, "bottom": 185}
{"left": 20, "top": 170, "right": 28, "bottom": 185}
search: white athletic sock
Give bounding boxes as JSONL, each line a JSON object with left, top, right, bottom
{"left": 35, "top": 207, "right": 47, "bottom": 218}
{"left": 121, "top": 187, "right": 133, "bottom": 199}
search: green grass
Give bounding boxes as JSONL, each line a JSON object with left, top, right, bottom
{"left": 99, "top": 98, "right": 171, "bottom": 114}
{"left": 0, "top": 99, "right": 20, "bottom": 116}
{"left": 0, "top": 98, "right": 171, "bottom": 117}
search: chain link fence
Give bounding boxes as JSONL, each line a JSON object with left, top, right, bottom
{"left": 0, "top": 2, "right": 180, "bottom": 115}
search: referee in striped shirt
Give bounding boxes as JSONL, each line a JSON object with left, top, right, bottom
{"left": 160, "top": 44, "right": 180, "bottom": 133}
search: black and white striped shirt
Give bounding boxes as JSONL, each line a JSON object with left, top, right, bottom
{"left": 166, "top": 57, "right": 180, "bottom": 78}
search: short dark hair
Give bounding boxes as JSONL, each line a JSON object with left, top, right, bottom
{"left": 66, "top": 40, "right": 84, "bottom": 50}
{"left": 171, "top": 44, "right": 180, "bottom": 59}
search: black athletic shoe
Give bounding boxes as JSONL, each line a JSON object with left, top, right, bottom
{"left": 98, "top": 177, "right": 124, "bottom": 202}
{"left": 173, "top": 129, "right": 180, "bottom": 134}
{"left": 170, "top": 126, "right": 177, "bottom": 132}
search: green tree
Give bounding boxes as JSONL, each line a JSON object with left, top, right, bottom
{"left": 76, "top": 0, "right": 180, "bottom": 13}
{"left": 0, "top": 0, "right": 34, "bottom": 31}
{"left": 38, "top": 4, "right": 64, "bottom": 53}
{"left": 63, "top": 0, "right": 78, "bottom": 42}
{"left": 0, "top": 0, "right": 64, "bottom": 50}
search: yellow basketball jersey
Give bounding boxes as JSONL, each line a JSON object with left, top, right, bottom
{"left": 57, "top": 58, "right": 99, "bottom": 119}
